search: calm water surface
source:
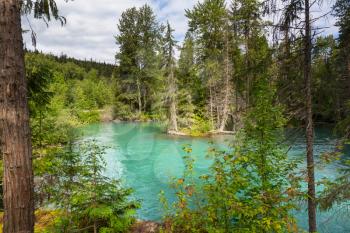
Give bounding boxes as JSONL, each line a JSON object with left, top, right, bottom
{"left": 82, "top": 122, "right": 350, "bottom": 233}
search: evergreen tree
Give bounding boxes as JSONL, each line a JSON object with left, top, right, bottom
{"left": 319, "top": 0, "right": 350, "bottom": 217}
{"left": 231, "top": 0, "right": 263, "bottom": 110}
{"left": 277, "top": 0, "right": 319, "bottom": 230}
{"left": 333, "top": 0, "right": 350, "bottom": 137}
{"left": 74, "top": 141, "right": 139, "bottom": 233}
{"left": 186, "top": 0, "right": 230, "bottom": 131}
{"left": 115, "top": 5, "right": 162, "bottom": 119}
{"left": 312, "top": 36, "right": 339, "bottom": 122}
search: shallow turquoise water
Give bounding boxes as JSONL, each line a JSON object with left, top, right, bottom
{"left": 82, "top": 122, "right": 350, "bottom": 233}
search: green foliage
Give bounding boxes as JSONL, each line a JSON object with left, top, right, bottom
{"left": 40, "top": 140, "right": 139, "bottom": 233}
{"left": 183, "top": 114, "right": 211, "bottom": 137}
{"left": 74, "top": 141, "right": 139, "bottom": 232}
{"left": 320, "top": 160, "right": 350, "bottom": 211}
{"left": 311, "top": 36, "right": 341, "bottom": 122}
{"left": 26, "top": 53, "right": 54, "bottom": 116}
{"left": 177, "top": 33, "right": 203, "bottom": 109}
{"left": 332, "top": 0, "right": 350, "bottom": 135}
{"left": 16, "top": 1, "right": 350, "bottom": 231}
{"left": 115, "top": 4, "right": 164, "bottom": 119}
{"left": 21, "top": 0, "right": 67, "bottom": 25}
{"left": 26, "top": 52, "right": 115, "bottom": 127}
{"left": 160, "top": 77, "right": 301, "bottom": 233}
{"left": 23, "top": 52, "right": 139, "bottom": 232}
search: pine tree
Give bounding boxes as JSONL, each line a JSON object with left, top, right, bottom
{"left": 277, "top": 0, "right": 318, "bottom": 230}
{"left": 231, "top": 0, "right": 262, "bottom": 110}
{"left": 185, "top": 0, "right": 228, "bottom": 130}
{"left": 115, "top": 5, "right": 162, "bottom": 119}
{"left": 74, "top": 141, "right": 139, "bottom": 233}
{"left": 177, "top": 33, "right": 198, "bottom": 129}
{"left": 333, "top": 0, "right": 350, "bottom": 135}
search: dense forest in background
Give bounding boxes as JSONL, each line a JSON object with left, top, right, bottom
{"left": 0, "top": 0, "right": 350, "bottom": 232}
{"left": 22, "top": 2, "right": 350, "bottom": 136}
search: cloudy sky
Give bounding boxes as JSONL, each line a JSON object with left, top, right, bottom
{"left": 22, "top": 0, "right": 337, "bottom": 64}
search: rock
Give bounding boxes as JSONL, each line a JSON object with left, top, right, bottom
{"left": 100, "top": 107, "right": 114, "bottom": 122}
{"left": 113, "top": 118, "right": 121, "bottom": 123}
{"left": 130, "top": 220, "right": 160, "bottom": 233}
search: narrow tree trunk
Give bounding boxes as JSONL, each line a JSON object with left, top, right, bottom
{"left": 219, "top": 25, "right": 231, "bottom": 132}
{"left": 94, "top": 222, "right": 97, "bottom": 233}
{"left": 214, "top": 104, "right": 219, "bottom": 128}
{"left": 136, "top": 78, "right": 142, "bottom": 115}
{"left": 93, "top": 172, "right": 97, "bottom": 233}
{"left": 304, "top": 0, "right": 317, "bottom": 231}
{"left": 168, "top": 65, "right": 178, "bottom": 132}
{"left": 209, "top": 85, "right": 214, "bottom": 130}
{"left": 169, "top": 99, "right": 178, "bottom": 132}
{"left": 244, "top": 27, "right": 250, "bottom": 111}
{"left": 233, "top": 15, "right": 240, "bottom": 132}
{"left": 0, "top": 0, "right": 35, "bottom": 232}
{"left": 143, "top": 90, "right": 147, "bottom": 112}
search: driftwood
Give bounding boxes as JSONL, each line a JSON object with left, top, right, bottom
{"left": 167, "top": 130, "right": 188, "bottom": 136}
{"left": 209, "top": 130, "right": 235, "bottom": 135}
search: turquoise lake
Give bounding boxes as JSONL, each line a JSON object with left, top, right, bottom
{"left": 82, "top": 122, "right": 350, "bottom": 233}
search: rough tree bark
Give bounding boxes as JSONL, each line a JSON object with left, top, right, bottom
{"left": 168, "top": 63, "right": 178, "bottom": 132}
{"left": 304, "top": 0, "right": 317, "bottom": 231}
{"left": 0, "top": 0, "right": 35, "bottom": 232}
{"left": 209, "top": 84, "right": 214, "bottom": 130}
{"left": 244, "top": 26, "right": 250, "bottom": 111}
{"left": 219, "top": 23, "right": 231, "bottom": 132}
{"left": 136, "top": 77, "right": 142, "bottom": 115}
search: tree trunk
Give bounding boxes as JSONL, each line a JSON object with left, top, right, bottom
{"left": 168, "top": 64, "right": 178, "bottom": 132}
{"left": 136, "top": 78, "right": 142, "bottom": 115}
{"left": 244, "top": 27, "right": 250, "bottom": 111}
{"left": 0, "top": 0, "right": 35, "bottom": 232}
{"left": 304, "top": 0, "right": 317, "bottom": 232}
{"left": 209, "top": 85, "right": 214, "bottom": 130}
{"left": 232, "top": 13, "right": 240, "bottom": 132}
{"left": 219, "top": 25, "right": 231, "bottom": 132}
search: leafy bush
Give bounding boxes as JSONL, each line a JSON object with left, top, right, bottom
{"left": 75, "top": 109, "right": 101, "bottom": 124}
{"left": 160, "top": 77, "right": 301, "bottom": 233}
{"left": 183, "top": 114, "right": 211, "bottom": 136}
{"left": 42, "top": 140, "right": 139, "bottom": 233}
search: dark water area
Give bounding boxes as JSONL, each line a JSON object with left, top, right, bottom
{"left": 81, "top": 122, "right": 350, "bottom": 233}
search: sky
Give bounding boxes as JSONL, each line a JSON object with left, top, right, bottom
{"left": 22, "top": 0, "right": 337, "bottom": 64}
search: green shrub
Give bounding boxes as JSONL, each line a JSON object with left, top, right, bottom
{"left": 183, "top": 114, "right": 211, "bottom": 136}
{"left": 76, "top": 109, "right": 101, "bottom": 124}
{"left": 160, "top": 77, "right": 301, "bottom": 233}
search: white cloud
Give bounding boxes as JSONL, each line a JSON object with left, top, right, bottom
{"left": 22, "top": 0, "right": 199, "bottom": 63}
{"left": 22, "top": 0, "right": 336, "bottom": 64}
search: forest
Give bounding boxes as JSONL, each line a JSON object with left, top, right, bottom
{"left": 0, "top": 0, "right": 349, "bottom": 232}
